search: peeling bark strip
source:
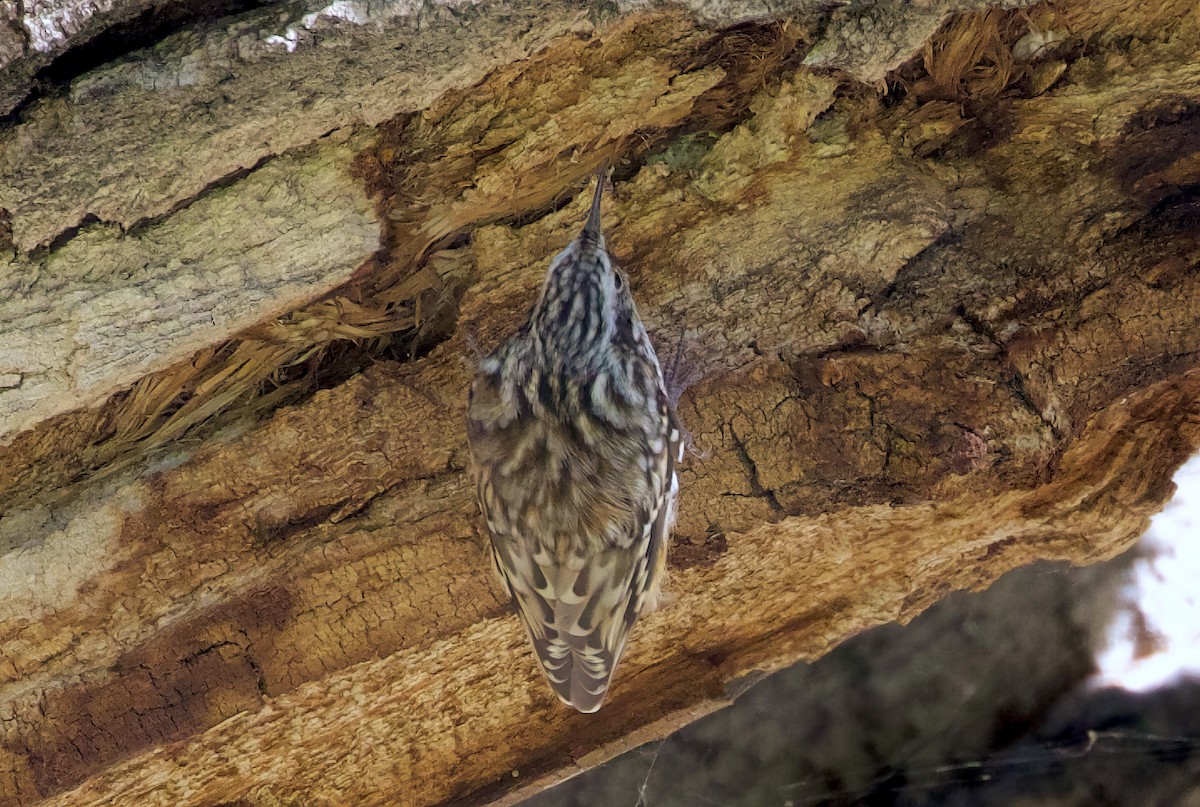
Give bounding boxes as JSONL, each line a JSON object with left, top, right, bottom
{"left": 0, "top": 139, "right": 381, "bottom": 439}
{"left": 0, "top": 0, "right": 1198, "bottom": 804}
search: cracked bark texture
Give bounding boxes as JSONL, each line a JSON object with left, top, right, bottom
{"left": 0, "top": 0, "right": 1198, "bottom": 804}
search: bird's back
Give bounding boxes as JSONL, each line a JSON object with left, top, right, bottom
{"left": 468, "top": 341, "right": 680, "bottom": 711}
{"left": 466, "top": 169, "right": 683, "bottom": 712}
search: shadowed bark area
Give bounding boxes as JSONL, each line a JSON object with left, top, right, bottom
{"left": 0, "top": 0, "right": 1198, "bottom": 804}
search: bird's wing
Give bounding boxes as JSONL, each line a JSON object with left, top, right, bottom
{"left": 483, "top": 395, "right": 682, "bottom": 713}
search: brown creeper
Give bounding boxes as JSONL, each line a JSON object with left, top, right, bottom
{"left": 466, "top": 170, "right": 684, "bottom": 713}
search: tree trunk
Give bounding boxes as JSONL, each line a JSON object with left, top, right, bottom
{"left": 1, "top": 0, "right": 1198, "bottom": 804}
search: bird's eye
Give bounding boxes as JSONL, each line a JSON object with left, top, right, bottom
{"left": 614, "top": 274, "right": 623, "bottom": 288}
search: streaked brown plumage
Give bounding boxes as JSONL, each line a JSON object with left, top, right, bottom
{"left": 466, "top": 170, "right": 683, "bottom": 713}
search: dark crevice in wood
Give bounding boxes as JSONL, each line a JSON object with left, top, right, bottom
{"left": 0, "top": 0, "right": 276, "bottom": 125}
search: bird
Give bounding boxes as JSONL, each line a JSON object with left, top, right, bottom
{"left": 466, "top": 168, "right": 684, "bottom": 713}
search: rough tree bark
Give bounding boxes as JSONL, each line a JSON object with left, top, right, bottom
{"left": 0, "top": 0, "right": 1198, "bottom": 804}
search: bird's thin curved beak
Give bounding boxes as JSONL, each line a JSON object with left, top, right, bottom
{"left": 581, "top": 166, "right": 606, "bottom": 243}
